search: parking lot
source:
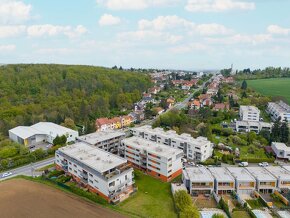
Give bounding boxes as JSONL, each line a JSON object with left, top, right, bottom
{"left": 29, "top": 143, "right": 52, "bottom": 152}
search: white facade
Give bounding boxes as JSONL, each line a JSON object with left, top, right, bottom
{"left": 121, "top": 137, "right": 183, "bottom": 181}
{"left": 236, "top": 121, "right": 272, "bottom": 133}
{"left": 9, "top": 122, "right": 78, "bottom": 146}
{"left": 77, "top": 130, "right": 125, "bottom": 154}
{"left": 183, "top": 167, "right": 214, "bottom": 195}
{"left": 55, "top": 142, "right": 134, "bottom": 203}
{"left": 239, "top": 105, "right": 260, "bottom": 121}
{"left": 130, "top": 125, "right": 213, "bottom": 162}
{"left": 267, "top": 101, "right": 290, "bottom": 122}
{"left": 266, "top": 166, "right": 290, "bottom": 189}
{"left": 226, "top": 167, "right": 256, "bottom": 194}
{"left": 246, "top": 167, "right": 277, "bottom": 193}
{"left": 208, "top": 167, "right": 235, "bottom": 194}
{"left": 271, "top": 142, "right": 290, "bottom": 161}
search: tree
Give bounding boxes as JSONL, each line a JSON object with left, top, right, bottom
{"left": 271, "top": 118, "right": 281, "bottom": 142}
{"left": 174, "top": 190, "right": 192, "bottom": 211}
{"left": 179, "top": 206, "right": 200, "bottom": 218}
{"left": 241, "top": 80, "right": 247, "bottom": 90}
{"left": 53, "top": 135, "right": 67, "bottom": 146}
{"left": 61, "top": 118, "right": 77, "bottom": 130}
{"left": 212, "top": 214, "right": 226, "bottom": 218}
{"left": 241, "top": 91, "right": 247, "bottom": 98}
{"left": 281, "top": 119, "right": 289, "bottom": 143}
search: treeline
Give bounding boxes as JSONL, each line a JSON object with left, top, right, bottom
{"left": 235, "top": 67, "right": 290, "bottom": 80}
{"left": 0, "top": 64, "right": 151, "bottom": 135}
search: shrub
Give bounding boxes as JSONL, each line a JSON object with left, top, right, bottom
{"left": 173, "top": 190, "right": 200, "bottom": 218}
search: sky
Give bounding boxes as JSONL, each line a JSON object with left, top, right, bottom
{"left": 0, "top": 0, "right": 290, "bottom": 70}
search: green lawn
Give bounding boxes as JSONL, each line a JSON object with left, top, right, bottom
{"left": 118, "top": 170, "right": 177, "bottom": 218}
{"left": 246, "top": 199, "right": 264, "bottom": 209}
{"left": 247, "top": 78, "right": 290, "bottom": 103}
{"left": 232, "top": 210, "right": 251, "bottom": 218}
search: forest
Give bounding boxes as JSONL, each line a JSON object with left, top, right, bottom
{"left": 0, "top": 64, "right": 151, "bottom": 135}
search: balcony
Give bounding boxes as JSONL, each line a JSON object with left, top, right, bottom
{"left": 61, "top": 160, "right": 68, "bottom": 166}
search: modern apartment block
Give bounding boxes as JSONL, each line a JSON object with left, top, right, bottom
{"left": 121, "top": 137, "right": 183, "bottom": 182}
{"left": 267, "top": 101, "right": 290, "bottom": 122}
{"left": 246, "top": 167, "right": 277, "bottom": 194}
{"left": 226, "top": 167, "right": 256, "bottom": 194}
{"left": 271, "top": 142, "right": 290, "bottom": 161}
{"left": 130, "top": 125, "right": 213, "bottom": 162}
{"left": 239, "top": 105, "right": 260, "bottom": 121}
{"left": 77, "top": 130, "right": 125, "bottom": 154}
{"left": 266, "top": 166, "right": 290, "bottom": 190}
{"left": 208, "top": 167, "right": 235, "bottom": 194}
{"left": 235, "top": 121, "right": 272, "bottom": 133}
{"left": 183, "top": 167, "right": 214, "bottom": 195}
{"left": 55, "top": 142, "right": 134, "bottom": 203}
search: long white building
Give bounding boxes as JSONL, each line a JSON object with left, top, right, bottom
{"left": 121, "top": 137, "right": 183, "bottom": 182}
{"left": 130, "top": 125, "right": 213, "bottom": 162}
{"left": 239, "top": 105, "right": 260, "bottom": 121}
{"left": 9, "top": 122, "right": 79, "bottom": 146}
{"left": 77, "top": 130, "right": 125, "bottom": 154}
{"left": 183, "top": 166, "right": 214, "bottom": 195}
{"left": 236, "top": 121, "right": 272, "bottom": 133}
{"left": 266, "top": 166, "right": 290, "bottom": 190}
{"left": 208, "top": 167, "right": 235, "bottom": 194}
{"left": 267, "top": 101, "right": 290, "bottom": 122}
{"left": 55, "top": 142, "right": 134, "bottom": 203}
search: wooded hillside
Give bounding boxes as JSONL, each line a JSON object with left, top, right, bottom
{"left": 0, "top": 64, "right": 151, "bottom": 135}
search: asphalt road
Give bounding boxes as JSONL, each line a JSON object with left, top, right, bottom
{"left": 0, "top": 157, "right": 55, "bottom": 181}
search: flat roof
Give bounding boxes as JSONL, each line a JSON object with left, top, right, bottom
{"left": 265, "top": 166, "right": 290, "bottom": 181}
{"left": 227, "top": 167, "right": 255, "bottom": 182}
{"left": 122, "top": 137, "right": 183, "bottom": 158}
{"left": 208, "top": 167, "right": 235, "bottom": 182}
{"left": 272, "top": 142, "right": 290, "bottom": 152}
{"left": 183, "top": 167, "right": 214, "bottom": 182}
{"left": 32, "top": 122, "right": 78, "bottom": 137}
{"left": 240, "top": 105, "right": 259, "bottom": 112}
{"left": 78, "top": 130, "right": 125, "bottom": 145}
{"left": 246, "top": 167, "right": 276, "bottom": 181}
{"left": 58, "top": 142, "right": 127, "bottom": 173}
{"left": 282, "top": 166, "right": 290, "bottom": 173}
{"left": 9, "top": 126, "right": 44, "bottom": 139}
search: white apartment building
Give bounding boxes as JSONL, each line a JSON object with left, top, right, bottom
{"left": 183, "top": 167, "right": 214, "bottom": 196}
{"left": 236, "top": 121, "right": 272, "bottom": 133}
{"left": 227, "top": 167, "right": 256, "bottom": 194}
{"left": 271, "top": 142, "right": 290, "bottom": 161}
{"left": 246, "top": 167, "right": 277, "bottom": 194}
{"left": 121, "top": 137, "right": 183, "bottom": 182}
{"left": 266, "top": 166, "right": 290, "bottom": 190}
{"left": 55, "top": 142, "right": 134, "bottom": 203}
{"left": 208, "top": 167, "right": 235, "bottom": 194}
{"left": 239, "top": 105, "right": 260, "bottom": 121}
{"left": 130, "top": 125, "right": 213, "bottom": 162}
{"left": 77, "top": 130, "right": 125, "bottom": 154}
{"left": 267, "top": 101, "right": 290, "bottom": 122}
{"left": 9, "top": 122, "right": 79, "bottom": 146}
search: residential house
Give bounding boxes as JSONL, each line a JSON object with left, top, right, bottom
{"left": 208, "top": 167, "right": 235, "bottom": 194}
{"left": 239, "top": 105, "right": 260, "bottom": 121}
{"left": 271, "top": 142, "right": 290, "bottom": 161}
{"left": 267, "top": 101, "right": 290, "bottom": 122}
{"left": 213, "top": 103, "right": 230, "bottom": 111}
{"left": 266, "top": 167, "right": 290, "bottom": 190}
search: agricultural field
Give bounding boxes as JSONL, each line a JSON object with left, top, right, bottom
{"left": 247, "top": 78, "right": 290, "bottom": 103}
{"left": 0, "top": 179, "right": 125, "bottom": 218}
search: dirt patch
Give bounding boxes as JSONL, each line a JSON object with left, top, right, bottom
{"left": 0, "top": 179, "right": 126, "bottom": 218}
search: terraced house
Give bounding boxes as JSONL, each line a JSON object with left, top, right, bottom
{"left": 227, "top": 167, "right": 256, "bottom": 194}
{"left": 55, "top": 142, "right": 135, "bottom": 203}
{"left": 121, "top": 137, "right": 183, "bottom": 182}
{"left": 183, "top": 166, "right": 214, "bottom": 196}
{"left": 266, "top": 166, "right": 290, "bottom": 190}
{"left": 208, "top": 167, "right": 235, "bottom": 194}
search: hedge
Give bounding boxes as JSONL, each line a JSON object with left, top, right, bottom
{"left": 239, "top": 157, "right": 275, "bottom": 163}
{"left": 219, "top": 197, "right": 232, "bottom": 218}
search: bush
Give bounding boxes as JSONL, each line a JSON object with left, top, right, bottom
{"left": 47, "top": 170, "right": 64, "bottom": 178}
{"left": 173, "top": 190, "right": 200, "bottom": 218}
{"left": 219, "top": 197, "right": 231, "bottom": 218}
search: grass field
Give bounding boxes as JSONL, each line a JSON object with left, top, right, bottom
{"left": 247, "top": 78, "right": 290, "bottom": 103}
{"left": 119, "top": 170, "right": 177, "bottom": 218}
{"left": 232, "top": 210, "right": 251, "bottom": 218}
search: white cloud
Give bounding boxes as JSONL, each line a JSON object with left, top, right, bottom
{"left": 0, "top": 44, "right": 16, "bottom": 52}
{"left": 0, "top": 1, "right": 32, "bottom": 24}
{"left": 267, "top": 25, "right": 290, "bottom": 35}
{"left": 169, "top": 43, "right": 209, "bottom": 53}
{"left": 96, "top": 0, "right": 178, "bottom": 10}
{"left": 185, "top": 0, "right": 255, "bottom": 12}
{"left": 27, "top": 24, "right": 87, "bottom": 38}
{"left": 36, "top": 48, "right": 74, "bottom": 55}
{"left": 0, "top": 25, "right": 26, "bottom": 38}
{"left": 99, "top": 14, "right": 121, "bottom": 26}
{"left": 137, "top": 16, "right": 231, "bottom": 36}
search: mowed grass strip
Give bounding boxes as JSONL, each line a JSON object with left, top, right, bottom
{"left": 247, "top": 78, "right": 290, "bottom": 103}
{"left": 118, "top": 170, "right": 177, "bottom": 218}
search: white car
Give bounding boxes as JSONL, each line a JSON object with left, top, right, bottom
{"left": 258, "top": 162, "right": 269, "bottom": 167}
{"left": 239, "top": 162, "right": 249, "bottom": 167}
{"left": 2, "top": 172, "right": 12, "bottom": 178}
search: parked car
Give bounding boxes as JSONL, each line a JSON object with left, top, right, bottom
{"left": 2, "top": 172, "right": 12, "bottom": 178}
{"left": 258, "top": 162, "right": 269, "bottom": 167}
{"left": 239, "top": 162, "right": 249, "bottom": 167}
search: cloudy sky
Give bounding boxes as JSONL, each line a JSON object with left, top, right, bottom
{"left": 0, "top": 0, "right": 289, "bottom": 70}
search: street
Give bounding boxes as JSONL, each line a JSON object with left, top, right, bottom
{"left": 0, "top": 157, "right": 55, "bottom": 181}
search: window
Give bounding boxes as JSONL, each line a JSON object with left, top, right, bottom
{"left": 109, "top": 181, "right": 115, "bottom": 187}
{"left": 89, "top": 173, "right": 93, "bottom": 177}
{"left": 125, "top": 175, "right": 128, "bottom": 180}
{"left": 94, "top": 179, "right": 99, "bottom": 183}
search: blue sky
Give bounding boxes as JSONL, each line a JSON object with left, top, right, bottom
{"left": 0, "top": 0, "right": 289, "bottom": 70}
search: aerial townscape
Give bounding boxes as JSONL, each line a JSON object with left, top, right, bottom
{"left": 0, "top": 1, "right": 290, "bottom": 218}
